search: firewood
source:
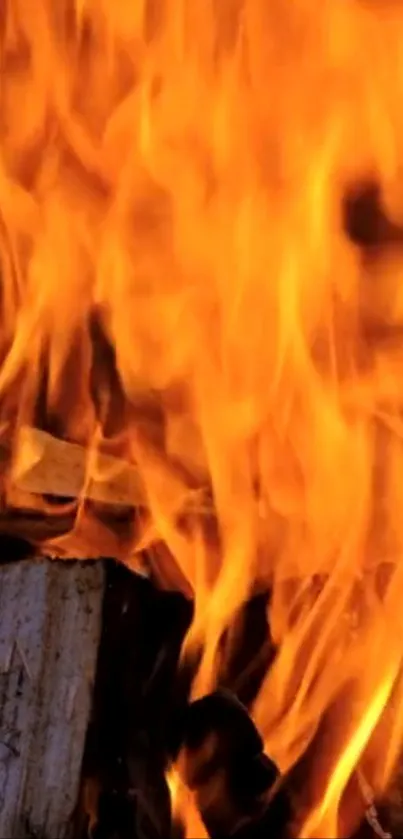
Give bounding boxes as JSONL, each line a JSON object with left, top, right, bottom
{"left": 173, "top": 689, "right": 292, "bottom": 838}
{"left": 11, "top": 426, "right": 145, "bottom": 508}
{"left": 0, "top": 556, "right": 105, "bottom": 839}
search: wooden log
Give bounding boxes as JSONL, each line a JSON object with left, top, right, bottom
{"left": 0, "top": 555, "right": 105, "bottom": 839}
{"left": 12, "top": 426, "right": 145, "bottom": 507}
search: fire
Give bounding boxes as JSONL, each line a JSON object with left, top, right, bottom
{"left": 167, "top": 765, "right": 207, "bottom": 838}
{"left": 2, "top": 0, "right": 403, "bottom": 835}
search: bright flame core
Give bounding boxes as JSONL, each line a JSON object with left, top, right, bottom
{"left": 2, "top": 0, "right": 403, "bottom": 834}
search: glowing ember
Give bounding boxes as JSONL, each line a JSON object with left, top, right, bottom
{"left": 2, "top": 0, "right": 403, "bottom": 835}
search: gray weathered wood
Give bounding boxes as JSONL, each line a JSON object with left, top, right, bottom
{"left": 0, "top": 557, "right": 105, "bottom": 839}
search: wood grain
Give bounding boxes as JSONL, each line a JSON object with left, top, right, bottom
{"left": 0, "top": 557, "right": 105, "bottom": 839}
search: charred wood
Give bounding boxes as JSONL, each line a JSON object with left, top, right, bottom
{"left": 77, "top": 561, "right": 193, "bottom": 839}
{"left": 173, "top": 689, "right": 292, "bottom": 839}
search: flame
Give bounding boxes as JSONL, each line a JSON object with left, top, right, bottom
{"left": 167, "top": 765, "right": 208, "bottom": 838}
{"left": 300, "top": 672, "right": 396, "bottom": 837}
{"left": 2, "top": 0, "right": 403, "bottom": 834}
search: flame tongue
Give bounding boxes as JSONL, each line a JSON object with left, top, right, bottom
{"left": 2, "top": 0, "right": 403, "bottom": 835}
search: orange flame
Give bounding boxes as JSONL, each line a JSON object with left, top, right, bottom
{"left": 2, "top": 0, "right": 403, "bottom": 834}
{"left": 167, "top": 765, "right": 208, "bottom": 839}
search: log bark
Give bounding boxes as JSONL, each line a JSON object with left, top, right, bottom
{"left": 0, "top": 556, "right": 105, "bottom": 839}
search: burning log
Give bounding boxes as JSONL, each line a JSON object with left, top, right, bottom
{"left": 11, "top": 426, "right": 145, "bottom": 508}
{"left": 172, "top": 689, "right": 293, "bottom": 839}
{"left": 79, "top": 562, "right": 193, "bottom": 839}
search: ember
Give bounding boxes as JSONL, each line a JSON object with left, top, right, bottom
{"left": 2, "top": 0, "right": 403, "bottom": 836}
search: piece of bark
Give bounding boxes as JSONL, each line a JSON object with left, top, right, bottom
{"left": 0, "top": 556, "right": 105, "bottom": 839}
{"left": 12, "top": 426, "right": 145, "bottom": 507}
